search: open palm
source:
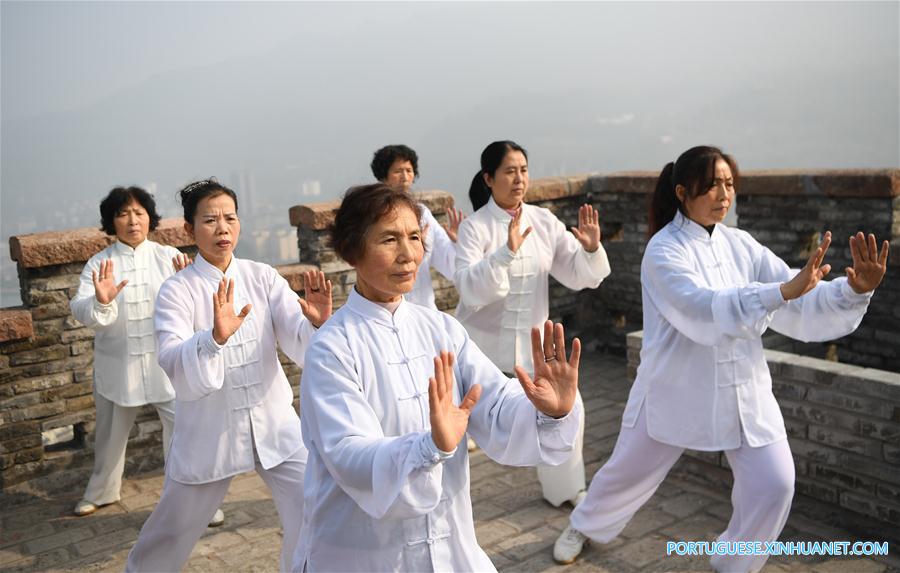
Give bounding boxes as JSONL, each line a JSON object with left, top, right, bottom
{"left": 513, "top": 321, "right": 581, "bottom": 418}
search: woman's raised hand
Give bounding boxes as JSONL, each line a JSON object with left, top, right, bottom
{"left": 298, "top": 270, "right": 333, "bottom": 328}
{"left": 571, "top": 204, "right": 601, "bottom": 253}
{"left": 92, "top": 259, "right": 128, "bottom": 304}
{"left": 780, "top": 231, "right": 833, "bottom": 301}
{"left": 212, "top": 278, "right": 252, "bottom": 345}
{"left": 172, "top": 253, "right": 192, "bottom": 272}
{"left": 846, "top": 232, "right": 889, "bottom": 294}
{"left": 429, "top": 351, "right": 482, "bottom": 453}
{"left": 444, "top": 207, "right": 467, "bottom": 243}
{"left": 514, "top": 321, "right": 581, "bottom": 418}
{"left": 507, "top": 208, "right": 533, "bottom": 253}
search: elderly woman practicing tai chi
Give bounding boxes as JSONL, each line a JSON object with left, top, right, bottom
{"left": 553, "top": 145, "right": 889, "bottom": 572}
{"left": 126, "top": 179, "right": 332, "bottom": 572}
{"left": 294, "top": 183, "right": 584, "bottom": 572}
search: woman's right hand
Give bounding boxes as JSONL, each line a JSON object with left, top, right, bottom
{"left": 507, "top": 208, "right": 533, "bottom": 253}
{"left": 212, "top": 278, "right": 252, "bottom": 345}
{"left": 429, "top": 351, "right": 482, "bottom": 452}
{"left": 92, "top": 259, "right": 128, "bottom": 304}
{"left": 780, "top": 231, "right": 833, "bottom": 301}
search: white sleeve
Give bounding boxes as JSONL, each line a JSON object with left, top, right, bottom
{"left": 267, "top": 266, "right": 315, "bottom": 367}
{"left": 154, "top": 279, "right": 225, "bottom": 401}
{"left": 300, "top": 338, "right": 452, "bottom": 521}
{"left": 453, "top": 218, "right": 514, "bottom": 308}
{"left": 753, "top": 243, "right": 872, "bottom": 342}
{"left": 69, "top": 256, "right": 118, "bottom": 329}
{"left": 421, "top": 207, "right": 456, "bottom": 282}
{"left": 642, "top": 241, "right": 786, "bottom": 347}
{"left": 453, "top": 323, "right": 582, "bottom": 466}
{"left": 548, "top": 215, "right": 611, "bottom": 290}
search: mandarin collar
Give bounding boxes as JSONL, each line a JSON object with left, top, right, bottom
{"left": 671, "top": 210, "right": 722, "bottom": 241}
{"left": 345, "top": 286, "right": 410, "bottom": 328}
{"left": 112, "top": 239, "right": 149, "bottom": 256}
{"left": 193, "top": 253, "right": 240, "bottom": 282}
{"left": 486, "top": 196, "right": 524, "bottom": 223}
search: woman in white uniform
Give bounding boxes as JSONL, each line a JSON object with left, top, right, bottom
{"left": 70, "top": 186, "right": 191, "bottom": 517}
{"left": 293, "top": 183, "right": 584, "bottom": 572}
{"left": 454, "top": 140, "right": 611, "bottom": 507}
{"left": 371, "top": 144, "right": 465, "bottom": 310}
{"left": 554, "top": 145, "right": 889, "bottom": 572}
{"left": 126, "top": 179, "right": 332, "bottom": 572}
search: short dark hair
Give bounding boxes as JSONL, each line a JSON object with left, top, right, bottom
{"left": 331, "top": 183, "right": 423, "bottom": 265}
{"left": 99, "top": 186, "right": 161, "bottom": 235}
{"left": 468, "top": 140, "right": 528, "bottom": 211}
{"left": 370, "top": 144, "right": 419, "bottom": 182}
{"left": 648, "top": 146, "right": 740, "bottom": 237}
{"left": 177, "top": 178, "right": 238, "bottom": 223}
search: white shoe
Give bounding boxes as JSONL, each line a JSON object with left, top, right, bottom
{"left": 570, "top": 489, "right": 587, "bottom": 507}
{"left": 73, "top": 500, "right": 98, "bottom": 516}
{"left": 466, "top": 437, "right": 477, "bottom": 452}
{"left": 553, "top": 524, "right": 588, "bottom": 564}
{"left": 208, "top": 508, "right": 225, "bottom": 527}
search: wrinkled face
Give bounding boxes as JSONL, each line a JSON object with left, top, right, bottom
{"left": 113, "top": 199, "right": 151, "bottom": 248}
{"left": 186, "top": 193, "right": 240, "bottom": 271}
{"left": 485, "top": 150, "right": 528, "bottom": 210}
{"left": 678, "top": 158, "right": 735, "bottom": 227}
{"left": 353, "top": 205, "right": 424, "bottom": 303}
{"left": 384, "top": 159, "right": 416, "bottom": 193}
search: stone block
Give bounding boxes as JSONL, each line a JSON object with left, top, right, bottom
{"left": 8, "top": 345, "right": 68, "bottom": 367}
{"left": 806, "top": 387, "right": 893, "bottom": 419}
{"left": 11, "top": 372, "right": 72, "bottom": 394}
{"left": 808, "top": 424, "right": 882, "bottom": 458}
{"left": 59, "top": 328, "right": 94, "bottom": 344}
{"left": 0, "top": 311, "right": 34, "bottom": 343}
{"left": 10, "top": 218, "right": 191, "bottom": 268}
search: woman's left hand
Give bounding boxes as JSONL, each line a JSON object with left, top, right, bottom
{"left": 298, "top": 270, "right": 333, "bottom": 328}
{"left": 444, "top": 207, "right": 466, "bottom": 243}
{"left": 571, "top": 204, "right": 601, "bottom": 253}
{"left": 514, "top": 321, "right": 581, "bottom": 418}
{"left": 847, "top": 232, "right": 889, "bottom": 294}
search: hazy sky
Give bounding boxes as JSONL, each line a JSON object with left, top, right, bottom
{"left": 1, "top": 1, "right": 898, "bottom": 305}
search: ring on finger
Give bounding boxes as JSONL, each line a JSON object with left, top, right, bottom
{"left": 544, "top": 355, "right": 557, "bottom": 363}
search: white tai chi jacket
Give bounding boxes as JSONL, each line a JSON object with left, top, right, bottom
{"left": 407, "top": 203, "right": 456, "bottom": 310}
{"left": 454, "top": 197, "right": 611, "bottom": 373}
{"left": 70, "top": 240, "right": 180, "bottom": 407}
{"left": 154, "top": 254, "right": 314, "bottom": 484}
{"left": 295, "top": 288, "right": 583, "bottom": 572}
{"left": 625, "top": 211, "right": 873, "bottom": 450}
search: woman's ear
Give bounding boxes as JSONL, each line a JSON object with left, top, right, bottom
{"left": 482, "top": 171, "right": 493, "bottom": 190}
{"left": 674, "top": 184, "right": 686, "bottom": 203}
{"left": 183, "top": 221, "right": 193, "bottom": 236}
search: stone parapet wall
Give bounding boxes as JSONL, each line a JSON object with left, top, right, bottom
{"left": 627, "top": 330, "right": 900, "bottom": 536}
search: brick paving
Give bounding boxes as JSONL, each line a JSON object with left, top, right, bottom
{"left": 1, "top": 352, "right": 897, "bottom": 572}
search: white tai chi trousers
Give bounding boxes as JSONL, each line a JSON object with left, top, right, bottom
{"left": 125, "top": 445, "right": 307, "bottom": 573}
{"left": 569, "top": 405, "right": 794, "bottom": 573}
{"left": 83, "top": 390, "right": 175, "bottom": 506}
{"left": 537, "top": 390, "right": 586, "bottom": 506}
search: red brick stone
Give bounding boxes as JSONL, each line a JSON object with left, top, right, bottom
{"left": 289, "top": 200, "right": 341, "bottom": 229}
{"left": 9, "top": 218, "right": 193, "bottom": 269}
{"left": 0, "top": 310, "right": 33, "bottom": 343}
